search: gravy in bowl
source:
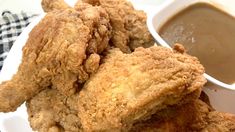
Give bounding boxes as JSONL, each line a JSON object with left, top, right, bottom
{"left": 159, "top": 3, "right": 235, "bottom": 85}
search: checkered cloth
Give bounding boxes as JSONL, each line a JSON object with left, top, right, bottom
{"left": 0, "top": 11, "right": 37, "bottom": 70}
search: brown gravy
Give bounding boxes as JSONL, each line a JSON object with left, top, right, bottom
{"left": 159, "top": 3, "right": 235, "bottom": 84}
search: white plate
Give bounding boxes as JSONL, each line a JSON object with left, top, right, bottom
{"left": 0, "top": 0, "right": 166, "bottom": 132}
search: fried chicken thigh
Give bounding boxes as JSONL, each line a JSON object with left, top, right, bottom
{"left": 0, "top": 5, "right": 111, "bottom": 112}
{"left": 131, "top": 99, "right": 235, "bottom": 132}
{"left": 80, "top": 0, "right": 155, "bottom": 52}
{"left": 77, "top": 46, "right": 206, "bottom": 131}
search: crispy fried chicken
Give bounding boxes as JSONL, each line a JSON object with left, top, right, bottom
{"left": 0, "top": 5, "right": 111, "bottom": 112}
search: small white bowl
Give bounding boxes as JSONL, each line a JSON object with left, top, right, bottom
{"left": 147, "top": 0, "right": 235, "bottom": 113}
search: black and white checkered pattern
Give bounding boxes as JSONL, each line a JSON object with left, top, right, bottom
{"left": 0, "top": 11, "right": 37, "bottom": 70}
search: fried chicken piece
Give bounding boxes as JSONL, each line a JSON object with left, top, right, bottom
{"left": 27, "top": 88, "right": 81, "bottom": 132}
{"left": 0, "top": 5, "right": 111, "bottom": 112}
{"left": 77, "top": 46, "right": 206, "bottom": 131}
{"left": 131, "top": 99, "right": 235, "bottom": 132}
{"left": 78, "top": 0, "right": 155, "bottom": 52}
{"left": 41, "top": 0, "right": 70, "bottom": 12}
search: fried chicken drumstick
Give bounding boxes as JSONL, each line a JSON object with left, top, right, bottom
{"left": 0, "top": 5, "right": 111, "bottom": 112}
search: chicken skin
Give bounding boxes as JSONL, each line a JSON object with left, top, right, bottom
{"left": 77, "top": 45, "right": 206, "bottom": 131}
{"left": 0, "top": 5, "right": 111, "bottom": 112}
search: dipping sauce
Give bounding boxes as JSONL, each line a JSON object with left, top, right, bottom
{"left": 159, "top": 3, "right": 235, "bottom": 84}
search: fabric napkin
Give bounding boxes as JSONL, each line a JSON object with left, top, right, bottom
{"left": 0, "top": 11, "right": 37, "bottom": 70}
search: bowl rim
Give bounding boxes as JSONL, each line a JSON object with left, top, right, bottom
{"left": 147, "top": 0, "right": 235, "bottom": 90}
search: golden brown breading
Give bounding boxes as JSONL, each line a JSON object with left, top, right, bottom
{"left": 79, "top": 0, "right": 155, "bottom": 52}
{"left": 77, "top": 46, "right": 206, "bottom": 131}
{"left": 27, "top": 89, "right": 81, "bottom": 132}
{"left": 41, "top": 0, "right": 70, "bottom": 12}
{"left": 131, "top": 99, "right": 235, "bottom": 132}
{"left": 0, "top": 6, "right": 111, "bottom": 112}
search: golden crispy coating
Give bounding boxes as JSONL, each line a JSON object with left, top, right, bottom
{"left": 131, "top": 99, "right": 235, "bottom": 132}
{"left": 27, "top": 89, "right": 81, "bottom": 132}
{"left": 41, "top": 0, "right": 70, "bottom": 12}
{"left": 0, "top": 6, "right": 111, "bottom": 112}
{"left": 77, "top": 46, "right": 206, "bottom": 131}
{"left": 79, "top": 0, "right": 155, "bottom": 53}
